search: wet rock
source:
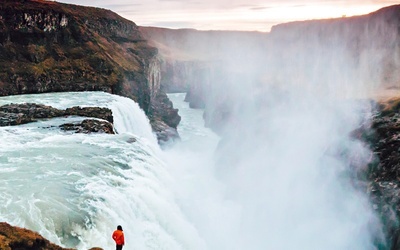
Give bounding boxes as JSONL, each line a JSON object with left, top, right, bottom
{"left": 0, "top": 103, "right": 64, "bottom": 119}
{"left": 151, "top": 117, "right": 180, "bottom": 146}
{"left": 60, "top": 119, "right": 114, "bottom": 134}
{"left": 65, "top": 106, "right": 113, "bottom": 123}
{"left": 126, "top": 137, "right": 136, "bottom": 143}
{"left": 0, "top": 111, "right": 33, "bottom": 126}
{"left": 0, "top": 103, "right": 114, "bottom": 134}
{"left": 359, "top": 97, "right": 400, "bottom": 249}
{"left": 148, "top": 92, "right": 180, "bottom": 144}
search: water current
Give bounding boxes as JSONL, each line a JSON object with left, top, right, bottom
{"left": 0, "top": 91, "right": 382, "bottom": 250}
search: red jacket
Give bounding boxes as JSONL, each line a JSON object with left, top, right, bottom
{"left": 112, "top": 229, "right": 125, "bottom": 245}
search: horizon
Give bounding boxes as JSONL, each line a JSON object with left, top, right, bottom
{"left": 56, "top": 0, "right": 399, "bottom": 32}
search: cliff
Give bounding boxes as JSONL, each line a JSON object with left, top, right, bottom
{"left": 269, "top": 4, "right": 400, "bottom": 94}
{"left": 0, "top": 0, "right": 180, "bottom": 143}
{"left": 141, "top": 5, "right": 400, "bottom": 134}
{"left": 139, "top": 26, "right": 268, "bottom": 95}
{"left": 165, "top": 5, "right": 400, "bottom": 133}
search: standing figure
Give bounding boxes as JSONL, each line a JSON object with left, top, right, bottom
{"left": 112, "top": 225, "right": 125, "bottom": 250}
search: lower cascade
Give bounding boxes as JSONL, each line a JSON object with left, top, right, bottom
{"left": 0, "top": 91, "right": 384, "bottom": 249}
{"left": 0, "top": 92, "right": 206, "bottom": 249}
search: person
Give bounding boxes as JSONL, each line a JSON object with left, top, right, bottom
{"left": 112, "top": 225, "right": 125, "bottom": 250}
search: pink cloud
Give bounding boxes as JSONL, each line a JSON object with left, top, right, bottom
{"left": 57, "top": 0, "right": 398, "bottom": 31}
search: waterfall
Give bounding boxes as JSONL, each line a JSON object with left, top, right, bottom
{"left": 0, "top": 91, "right": 204, "bottom": 249}
{"left": 0, "top": 91, "right": 157, "bottom": 143}
{"left": 110, "top": 94, "right": 157, "bottom": 144}
{"left": 0, "top": 91, "right": 384, "bottom": 250}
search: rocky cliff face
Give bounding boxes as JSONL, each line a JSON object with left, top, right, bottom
{"left": 0, "top": 0, "right": 180, "bottom": 143}
{"left": 142, "top": 6, "right": 400, "bottom": 134}
{"left": 139, "top": 26, "right": 268, "bottom": 96}
{"left": 361, "top": 98, "right": 400, "bottom": 249}
{"left": 168, "top": 5, "right": 400, "bottom": 134}
{"left": 268, "top": 5, "right": 400, "bottom": 93}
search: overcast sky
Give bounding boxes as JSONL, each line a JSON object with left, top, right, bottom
{"left": 57, "top": 0, "right": 399, "bottom": 31}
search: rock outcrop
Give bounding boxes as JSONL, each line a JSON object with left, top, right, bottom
{"left": 64, "top": 106, "right": 113, "bottom": 123}
{"left": 0, "top": 103, "right": 115, "bottom": 134}
{"left": 0, "top": 0, "right": 180, "bottom": 143}
{"left": 60, "top": 119, "right": 114, "bottom": 134}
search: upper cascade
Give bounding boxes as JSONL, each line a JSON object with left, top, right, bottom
{"left": 0, "top": 0, "right": 181, "bottom": 143}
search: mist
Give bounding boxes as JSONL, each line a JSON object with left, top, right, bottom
{"left": 159, "top": 11, "right": 399, "bottom": 250}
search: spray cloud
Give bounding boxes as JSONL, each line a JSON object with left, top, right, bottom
{"left": 162, "top": 11, "right": 400, "bottom": 250}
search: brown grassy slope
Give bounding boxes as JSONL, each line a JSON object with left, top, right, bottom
{"left": 0, "top": 222, "right": 74, "bottom": 250}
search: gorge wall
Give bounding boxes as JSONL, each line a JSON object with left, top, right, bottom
{"left": 141, "top": 5, "right": 400, "bottom": 133}
{"left": 139, "top": 26, "right": 268, "bottom": 98}
{"left": 0, "top": 0, "right": 180, "bottom": 143}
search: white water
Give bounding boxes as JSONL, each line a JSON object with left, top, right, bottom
{"left": 0, "top": 91, "right": 382, "bottom": 249}
{"left": 166, "top": 91, "right": 383, "bottom": 250}
{"left": 0, "top": 91, "right": 206, "bottom": 249}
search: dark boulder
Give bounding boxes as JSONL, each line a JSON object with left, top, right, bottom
{"left": 65, "top": 106, "right": 113, "bottom": 123}
{"left": 0, "top": 103, "right": 64, "bottom": 119}
{"left": 0, "top": 110, "right": 33, "bottom": 126}
{"left": 60, "top": 119, "right": 114, "bottom": 134}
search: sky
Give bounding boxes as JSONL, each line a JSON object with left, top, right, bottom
{"left": 57, "top": 0, "right": 400, "bottom": 31}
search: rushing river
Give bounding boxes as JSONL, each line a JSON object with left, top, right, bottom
{"left": 0, "top": 91, "right": 383, "bottom": 249}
